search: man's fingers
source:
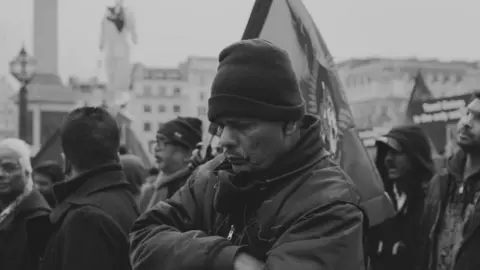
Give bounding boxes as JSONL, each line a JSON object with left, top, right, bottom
{"left": 196, "top": 153, "right": 225, "bottom": 179}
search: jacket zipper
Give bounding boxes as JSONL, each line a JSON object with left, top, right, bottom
{"left": 227, "top": 224, "right": 235, "bottom": 241}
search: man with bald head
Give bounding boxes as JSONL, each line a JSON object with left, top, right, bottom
{"left": 0, "top": 138, "right": 51, "bottom": 270}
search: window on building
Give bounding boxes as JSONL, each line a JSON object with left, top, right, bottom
{"left": 158, "top": 85, "right": 167, "bottom": 96}
{"left": 173, "top": 105, "right": 181, "bottom": 113}
{"left": 158, "top": 104, "right": 166, "bottom": 113}
{"left": 158, "top": 122, "right": 164, "bottom": 131}
{"left": 143, "top": 84, "right": 152, "bottom": 95}
{"left": 144, "top": 104, "right": 152, "bottom": 113}
{"left": 199, "top": 92, "right": 206, "bottom": 101}
{"left": 197, "top": 106, "right": 207, "bottom": 116}
{"left": 173, "top": 86, "right": 181, "bottom": 96}
{"left": 144, "top": 122, "right": 151, "bottom": 132}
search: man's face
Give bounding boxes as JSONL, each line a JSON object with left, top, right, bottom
{"left": 33, "top": 172, "right": 53, "bottom": 195}
{"left": 457, "top": 98, "right": 480, "bottom": 152}
{"left": 217, "top": 117, "right": 287, "bottom": 174}
{"left": 382, "top": 139, "right": 412, "bottom": 180}
{"left": 0, "top": 147, "right": 27, "bottom": 200}
{"left": 154, "top": 135, "right": 190, "bottom": 175}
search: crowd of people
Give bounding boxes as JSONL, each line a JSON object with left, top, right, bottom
{"left": 1, "top": 38, "right": 479, "bottom": 270}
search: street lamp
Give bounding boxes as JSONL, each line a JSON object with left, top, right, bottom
{"left": 9, "top": 46, "right": 36, "bottom": 141}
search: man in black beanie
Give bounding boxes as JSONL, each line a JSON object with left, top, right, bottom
{"left": 131, "top": 39, "right": 365, "bottom": 270}
{"left": 137, "top": 116, "right": 203, "bottom": 212}
{"left": 368, "top": 125, "right": 434, "bottom": 270}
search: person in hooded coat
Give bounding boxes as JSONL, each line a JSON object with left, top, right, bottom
{"left": 368, "top": 125, "right": 434, "bottom": 270}
{"left": 0, "top": 138, "right": 51, "bottom": 270}
{"left": 130, "top": 39, "right": 366, "bottom": 270}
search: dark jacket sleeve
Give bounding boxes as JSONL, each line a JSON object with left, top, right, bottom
{"left": 416, "top": 172, "right": 443, "bottom": 270}
{"left": 129, "top": 174, "right": 241, "bottom": 270}
{"left": 265, "top": 202, "right": 365, "bottom": 270}
{"left": 59, "top": 207, "right": 129, "bottom": 270}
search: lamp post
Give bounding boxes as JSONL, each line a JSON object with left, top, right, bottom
{"left": 9, "top": 46, "right": 36, "bottom": 141}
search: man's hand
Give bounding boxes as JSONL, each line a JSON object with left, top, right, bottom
{"left": 234, "top": 253, "right": 264, "bottom": 270}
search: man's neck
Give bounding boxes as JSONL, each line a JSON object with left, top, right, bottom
{"left": 464, "top": 154, "right": 480, "bottom": 180}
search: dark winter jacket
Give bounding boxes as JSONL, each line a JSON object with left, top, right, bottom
{"left": 130, "top": 115, "right": 366, "bottom": 270}
{"left": 39, "top": 163, "right": 139, "bottom": 270}
{"left": 420, "top": 149, "right": 480, "bottom": 270}
{"left": 0, "top": 190, "right": 50, "bottom": 270}
{"left": 369, "top": 125, "right": 434, "bottom": 270}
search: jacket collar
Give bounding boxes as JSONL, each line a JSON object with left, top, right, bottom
{"left": 53, "top": 163, "right": 129, "bottom": 205}
{"left": 50, "top": 163, "right": 130, "bottom": 225}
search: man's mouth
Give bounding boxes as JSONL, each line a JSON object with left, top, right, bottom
{"left": 388, "top": 168, "right": 397, "bottom": 173}
{"left": 0, "top": 182, "right": 10, "bottom": 191}
{"left": 227, "top": 156, "right": 247, "bottom": 165}
{"left": 459, "top": 132, "right": 472, "bottom": 140}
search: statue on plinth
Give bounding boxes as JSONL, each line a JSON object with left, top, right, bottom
{"left": 99, "top": 0, "right": 137, "bottom": 109}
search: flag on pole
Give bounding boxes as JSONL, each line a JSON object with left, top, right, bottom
{"left": 405, "top": 71, "right": 434, "bottom": 124}
{"left": 242, "top": 0, "right": 394, "bottom": 226}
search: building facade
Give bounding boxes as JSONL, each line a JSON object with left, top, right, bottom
{"left": 336, "top": 58, "right": 480, "bottom": 128}
{"left": 337, "top": 58, "right": 477, "bottom": 103}
{"left": 128, "top": 64, "right": 194, "bottom": 153}
{"left": 180, "top": 56, "right": 218, "bottom": 140}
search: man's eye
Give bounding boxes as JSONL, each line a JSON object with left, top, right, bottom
{"left": 1, "top": 163, "right": 19, "bottom": 172}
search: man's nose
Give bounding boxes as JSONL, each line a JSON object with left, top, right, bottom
{"left": 218, "top": 127, "right": 236, "bottom": 150}
{"left": 458, "top": 114, "right": 472, "bottom": 129}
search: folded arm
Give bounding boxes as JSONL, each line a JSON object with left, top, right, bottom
{"left": 266, "top": 202, "right": 365, "bottom": 270}
{"left": 130, "top": 155, "right": 241, "bottom": 270}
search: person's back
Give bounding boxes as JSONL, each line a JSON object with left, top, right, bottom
{"left": 40, "top": 107, "right": 139, "bottom": 270}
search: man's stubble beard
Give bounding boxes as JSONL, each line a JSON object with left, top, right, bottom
{"left": 457, "top": 141, "right": 480, "bottom": 155}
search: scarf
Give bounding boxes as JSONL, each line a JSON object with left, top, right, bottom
{"left": 0, "top": 179, "right": 33, "bottom": 228}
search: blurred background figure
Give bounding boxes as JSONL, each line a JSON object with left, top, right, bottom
{"left": 119, "top": 153, "right": 147, "bottom": 200}
{"left": 145, "top": 166, "right": 159, "bottom": 185}
{"left": 0, "top": 138, "right": 50, "bottom": 270}
{"left": 137, "top": 116, "right": 202, "bottom": 212}
{"left": 33, "top": 161, "right": 64, "bottom": 207}
{"left": 118, "top": 145, "right": 129, "bottom": 156}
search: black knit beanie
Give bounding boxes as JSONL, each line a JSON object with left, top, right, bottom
{"left": 208, "top": 38, "right": 305, "bottom": 122}
{"left": 157, "top": 117, "right": 203, "bottom": 150}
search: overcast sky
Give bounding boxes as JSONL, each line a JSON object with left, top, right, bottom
{"left": 1, "top": 0, "right": 479, "bottom": 81}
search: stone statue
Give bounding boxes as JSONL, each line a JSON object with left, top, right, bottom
{"left": 99, "top": 0, "right": 137, "bottom": 108}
